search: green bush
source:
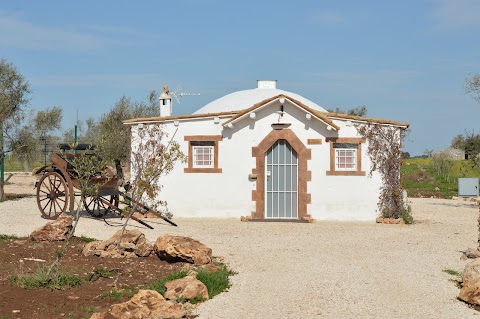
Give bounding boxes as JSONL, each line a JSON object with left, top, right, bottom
{"left": 9, "top": 266, "right": 83, "bottom": 290}
{"left": 142, "top": 265, "right": 236, "bottom": 301}
{"left": 100, "top": 286, "right": 136, "bottom": 301}
{"left": 78, "top": 235, "right": 97, "bottom": 243}
{"left": 399, "top": 205, "right": 414, "bottom": 224}
{"left": 196, "top": 266, "right": 236, "bottom": 299}
{"left": 142, "top": 270, "right": 188, "bottom": 295}
{"left": 0, "top": 234, "right": 19, "bottom": 243}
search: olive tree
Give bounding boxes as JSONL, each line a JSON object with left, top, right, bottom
{"left": 97, "top": 92, "right": 159, "bottom": 165}
{"left": 0, "top": 58, "right": 31, "bottom": 200}
{"left": 466, "top": 73, "right": 480, "bottom": 103}
{"left": 326, "top": 105, "right": 367, "bottom": 117}
{"left": 9, "top": 107, "right": 63, "bottom": 171}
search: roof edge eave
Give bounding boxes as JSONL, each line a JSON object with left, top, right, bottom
{"left": 123, "top": 111, "right": 240, "bottom": 125}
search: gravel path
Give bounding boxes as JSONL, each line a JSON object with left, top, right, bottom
{"left": 0, "top": 196, "right": 479, "bottom": 318}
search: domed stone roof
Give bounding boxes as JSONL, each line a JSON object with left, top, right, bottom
{"left": 194, "top": 81, "right": 326, "bottom": 114}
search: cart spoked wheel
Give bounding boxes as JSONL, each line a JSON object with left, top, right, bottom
{"left": 83, "top": 195, "right": 119, "bottom": 218}
{"left": 36, "top": 171, "right": 69, "bottom": 219}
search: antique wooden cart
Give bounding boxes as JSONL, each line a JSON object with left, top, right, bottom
{"left": 33, "top": 144, "right": 176, "bottom": 228}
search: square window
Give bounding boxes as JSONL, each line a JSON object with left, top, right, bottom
{"left": 184, "top": 136, "right": 222, "bottom": 173}
{"left": 193, "top": 146, "right": 214, "bottom": 168}
{"left": 326, "top": 138, "right": 365, "bottom": 176}
{"left": 335, "top": 149, "right": 356, "bottom": 170}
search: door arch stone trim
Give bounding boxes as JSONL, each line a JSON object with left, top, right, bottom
{"left": 251, "top": 129, "right": 311, "bottom": 219}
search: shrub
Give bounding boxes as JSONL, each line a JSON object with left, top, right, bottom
{"left": 79, "top": 235, "right": 97, "bottom": 243}
{"left": 196, "top": 266, "right": 236, "bottom": 299}
{"left": 399, "top": 205, "right": 414, "bottom": 224}
{"left": 142, "top": 270, "right": 188, "bottom": 295}
{"left": 0, "top": 234, "right": 19, "bottom": 243}
{"left": 9, "top": 266, "right": 83, "bottom": 290}
{"left": 100, "top": 286, "right": 136, "bottom": 301}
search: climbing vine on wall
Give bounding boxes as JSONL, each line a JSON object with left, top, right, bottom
{"left": 357, "top": 124, "right": 410, "bottom": 219}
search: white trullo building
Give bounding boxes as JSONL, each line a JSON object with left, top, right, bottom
{"left": 124, "top": 80, "right": 409, "bottom": 221}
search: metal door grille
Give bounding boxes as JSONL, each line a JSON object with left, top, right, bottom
{"left": 265, "top": 139, "right": 298, "bottom": 218}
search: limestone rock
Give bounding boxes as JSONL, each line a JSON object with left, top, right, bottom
{"left": 82, "top": 241, "right": 101, "bottom": 256}
{"left": 30, "top": 214, "right": 73, "bottom": 241}
{"left": 154, "top": 235, "right": 212, "bottom": 265}
{"left": 459, "top": 277, "right": 480, "bottom": 306}
{"left": 90, "top": 289, "right": 185, "bottom": 319}
{"left": 464, "top": 248, "right": 480, "bottom": 259}
{"left": 89, "top": 313, "right": 106, "bottom": 319}
{"left": 462, "top": 259, "right": 480, "bottom": 283}
{"left": 82, "top": 229, "right": 152, "bottom": 258}
{"left": 301, "top": 215, "right": 315, "bottom": 223}
{"left": 165, "top": 275, "right": 209, "bottom": 301}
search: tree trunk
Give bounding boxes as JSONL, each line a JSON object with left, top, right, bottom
{"left": 0, "top": 177, "right": 4, "bottom": 201}
{"left": 23, "top": 159, "right": 29, "bottom": 173}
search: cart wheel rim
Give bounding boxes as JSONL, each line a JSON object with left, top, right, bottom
{"left": 83, "top": 195, "right": 118, "bottom": 218}
{"left": 36, "top": 171, "right": 69, "bottom": 219}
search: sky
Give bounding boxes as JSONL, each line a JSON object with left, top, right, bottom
{"left": 1, "top": 0, "right": 479, "bottom": 156}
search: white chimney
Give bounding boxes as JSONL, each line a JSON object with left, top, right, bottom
{"left": 257, "top": 80, "right": 277, "bottom": 89}
{"left": 159, "top": 84, "right": 172, "bottom": 117}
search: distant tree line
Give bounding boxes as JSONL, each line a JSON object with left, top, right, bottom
{"left": 451, "top": 132, "right": 480, "bottom": 163}
{"left": 326, "top": 105, "right": 367, "bottom": 117}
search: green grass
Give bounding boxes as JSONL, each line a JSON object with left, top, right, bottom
{"left": 401, "top": 158, "right": 480, "bottom": 198}
{"left": 9, "top": 266, "right": 83, "bottom": 290}
{"left": 141, "top": 265, "right": 236, "bottom": 302}
{"left": 78, "top": 235, "right": 97, "bottom": 243}
{"left": 4, "top": 160, "right": 43, "bottom": 172}
{"left": 88, "top": 268, "right": 119, "bottom": 281}
{"left": 142, "top": 270, "right": 188, "bottom": 295}
{"left": 100, "top": 286, "right": 136, "bottom": 301}
{"left": 0, "top": 234, "right": 19, "bottom": 243}
{"left": 196, "top": 266, "right": 236, "bottom": 299}
{"left": 443, "top": 268, "right": 462, "bottom": 278}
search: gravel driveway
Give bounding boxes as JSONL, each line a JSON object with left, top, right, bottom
{"left": 0, "top": 196, "right": 479, "bottom": 318}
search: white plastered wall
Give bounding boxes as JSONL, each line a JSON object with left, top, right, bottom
{"left": 129, "top": 100, "right": 383, "bottom": 221}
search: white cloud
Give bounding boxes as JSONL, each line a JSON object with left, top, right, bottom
{"left": 310, "top": 11, "right": 347, "bottom": 26}
{"left": 429, "top": 0, "right": 480, "bottom": 31}
{"left": 0, "top": 11, "right": 109, "bottom": 51}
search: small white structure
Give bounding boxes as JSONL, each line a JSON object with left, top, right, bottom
{"left": 125, "top": 81, "right": 409, "bottom": 221}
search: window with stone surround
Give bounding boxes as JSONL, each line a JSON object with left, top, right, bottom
{"left": 184, "top": 135, "right": 222, "bottom": 173}
{"left": 326, "top": 137, "right": 366, "bottom": 176}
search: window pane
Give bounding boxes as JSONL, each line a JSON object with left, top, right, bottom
{"left": 193, "top": 145, "right": 214, "bottom": 168}
{"left": 286, "top": 143, "right": 292, "bottom": 164}
{"left": 335, "top": 149, "right": 356, "bottom": 171}
{"left": 292, "top": 192, "right": 298, "bottom": 218}
{"left": 272, "top": 141, "right": 278, "bottom": 163}
{"left": 273, "top": 192, "right": 279, "bottom": 218}
{"left": 272, "top": 165, "right": 278, "bottom": 191}
{"left": 285, "top": 166, "right": 291, "bottom": 191}
{"left": 267, "top": 165, "right": 273, "bottom": 191}
{"left": 279, "top": 140, "right": 285, "bottom": 164}
{"left": 279, "top": 192, "right": 285, "bottom": 218}
{"left": 279, "top": 166, "right": 285, "bottom": 191}
{"left": 285, "top": 193, "right": 292, "bottom": 218}
{"left": 292, "top": 166, "right": 297, "bottom": 190}
{"left": 266, "top": 192, "right": 272, "bottom": 218}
